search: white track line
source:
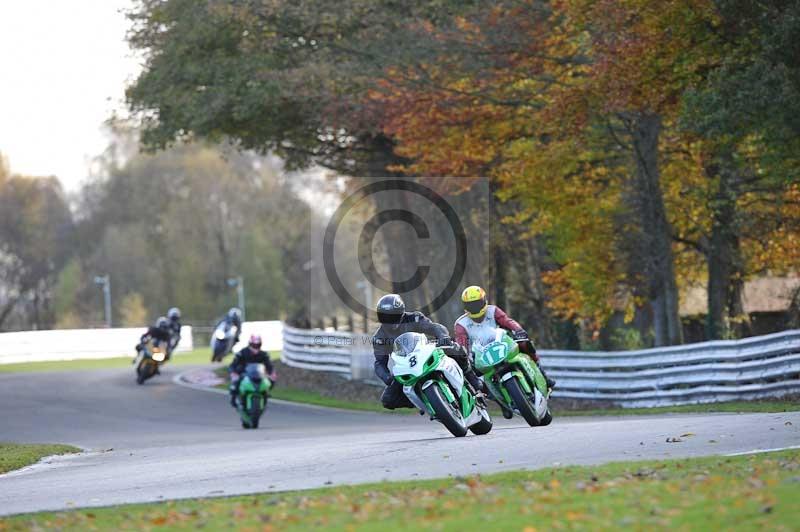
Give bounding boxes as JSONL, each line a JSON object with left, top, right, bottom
{"left": 726, "top": 444, "right": 800, "bottom": 457}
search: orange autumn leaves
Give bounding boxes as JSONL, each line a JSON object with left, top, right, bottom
{"left": 370, "top": 0, "right": 798, "bottom": 326}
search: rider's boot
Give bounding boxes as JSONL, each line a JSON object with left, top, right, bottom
{"left": 464, "top": 368, "right": 488, "bottom": 404}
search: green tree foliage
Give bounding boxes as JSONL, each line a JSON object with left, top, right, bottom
{"left": 70, "top": 132, "right": 311, "bottom": 326}
{"left": 122, "top": 0, "right": 800, "bottom": 345}
{"left": 119, "top": 292, "right": 148, "bottom": 327}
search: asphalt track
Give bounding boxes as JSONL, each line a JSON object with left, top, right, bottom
{"left": 1, "top": 365, "right": 798, "bottom": 516}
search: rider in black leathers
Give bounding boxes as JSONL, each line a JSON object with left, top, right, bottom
{"left": 136, "top": 316, "right": 172, "bottom": 350}
{"left": 372, "top": 294, "right": 485, "bottom": 410}
{"left": 228, "top": 334, "right": 275, "bottom": 407}
{"left": 134, "top": 317, "right": 172, "bottom": 373}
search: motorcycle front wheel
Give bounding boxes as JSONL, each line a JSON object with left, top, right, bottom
{"left": 422, "top": 382, "right": 467, "bottom": 437}
{"left": 136, "top": 359, "right": 155, "bottom": 385}
{"left": 504, "top": 376, "right": 539, "bottom": 426}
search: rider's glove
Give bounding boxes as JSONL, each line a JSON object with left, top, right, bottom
{"left": 436, "top": 336, "right": 453, "bottom": 347}
{"left": 512, "top": 330, "right": 529, "bottom": 342}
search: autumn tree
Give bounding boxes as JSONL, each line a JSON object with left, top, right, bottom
{"left": 0, "top": 173, "right": 74, "bottom": 330}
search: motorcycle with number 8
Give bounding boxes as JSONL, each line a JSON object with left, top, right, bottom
{"left": 389, "top": 332, "right": 492, "bottom": 437}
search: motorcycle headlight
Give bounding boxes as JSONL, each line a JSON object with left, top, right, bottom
{"left": 215, "top": 330, "right": 226, "bottom": 340}
{"left": 152, "top": 351, "right": 166, "bottom": 362}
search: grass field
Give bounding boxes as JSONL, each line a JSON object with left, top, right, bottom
{"left": 0, "top": 443, "right": 81, "bottom": 475}
{"left": 3, "top": 449, "right": 798, "bottom": 530}
{"left": 0, "top": 349, "right": 279, "bottom": 373}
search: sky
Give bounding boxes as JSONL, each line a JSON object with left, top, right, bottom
{"left": 0, "top": 0, "right": 140, "bottom": 191}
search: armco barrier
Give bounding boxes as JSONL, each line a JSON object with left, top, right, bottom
{"left": 0, "top": 326, "right": 193, "bottom": 364}
{"left": 281, "top": 326, "right": 800, "bottom": 407}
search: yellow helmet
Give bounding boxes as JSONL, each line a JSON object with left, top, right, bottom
{"left": 461, "top": 285, "right": 487, "bottom": 319}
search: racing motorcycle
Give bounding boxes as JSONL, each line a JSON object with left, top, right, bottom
{"left": 389, "top": 332, "right": 492, "bottom": 437}
{"left": 471, "top": 328, "right": 552, "bottom": 427}
{"left": 233, "top": 363, "right": 272, "bottom": 429}
{"left": 134, "top": 340, "right": 168, "bottom": 385}
{"left": 210, "top": 322, "right": 238, "bottom": 362}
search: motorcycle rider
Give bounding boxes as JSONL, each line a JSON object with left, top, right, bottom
{"left": 135, "top": 316, "right": 172, "bottom": 372}
{"left": 166, "top": 307, "right": 182, "bottom": 359}
{"left": 372, "top": 294, "right": 485, "bottom": 410}
{"left": 136, "top": 316, "right": 172, "bottom": 350}
{"left": 455, "top": 285, "right": 556, "bottom": 393}
{"left": 217, "top": 307, "right": 243, "bottom": 344}
{"left": 228, "top": 334, "right": 275, "bottom": 407}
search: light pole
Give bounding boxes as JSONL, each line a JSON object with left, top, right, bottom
{"left": 227, "top": 276, "right": 245, "bottom": 321}
{"left": 93, "top": 275, "right": 111, "bottom": 328}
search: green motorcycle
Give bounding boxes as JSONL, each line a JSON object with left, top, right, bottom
{"left": 234, "top": 363, "right": 273, "bottom": 429}
{"left": 389, "top": 332, "right": 492, "bottom": 437}
{"left": 471, "top": 328, "right": 552, "bottom": 427}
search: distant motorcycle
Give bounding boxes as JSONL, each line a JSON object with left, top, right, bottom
{"left": 233, "top": 363, "right": 272, "bottom": 429}
{"left": 134, "top": 340, "right": 168, "bottom": 385}
{"left": 471, "top": 327, "right": 553, "bottom": 427}
{"left": 210, "top": 322, "right": 238, "bottom": 362}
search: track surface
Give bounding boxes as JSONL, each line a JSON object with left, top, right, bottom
{"left": 1, "top": 366, "right": 798, "bottom": 516}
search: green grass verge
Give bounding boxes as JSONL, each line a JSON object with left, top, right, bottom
{"left": 4, "top": 450, "right": 798, "bottom": 530}
{"left": 270, "top": 387, "right": 408, "bottom": 414}
{"left": 0, "top": 443, "right": 81, "bottom": 475}
{"left": 211, "top": 366, "right": 800, "bottom": 416}
{"left": 0, "top": 349, "right": 280, "bottom": 373}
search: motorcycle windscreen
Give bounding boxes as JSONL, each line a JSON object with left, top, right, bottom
{"left": 245, "top": 363, "right": 267, "bottom": 381}
{"left": 392, "top": 332, "right": 426, "bottom": 357}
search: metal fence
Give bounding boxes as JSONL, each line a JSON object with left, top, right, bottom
{"left": 282, "top": 326, "right": 800, "bottom": 407}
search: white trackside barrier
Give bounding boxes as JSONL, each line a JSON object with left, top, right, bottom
{"left": 230, "top": 321, "right": 283, "bottom": 353}
{"left": 282, "top": 326, "right": 800, "bottom": 407}
{"left": 0, "top": 326, "right": 193, "bottom": 364}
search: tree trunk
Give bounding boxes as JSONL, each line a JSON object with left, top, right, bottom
{"left": 626, "top": 112, "right": 683, "bottom": 346}
{"left": 0, "top": 295, "right": 20, "bottom": 331}
{"left": 489, "top": 181, "right": 507, "bottom": 310}
{"left": 704, "top": 152, "right": 748, "bottom": 340}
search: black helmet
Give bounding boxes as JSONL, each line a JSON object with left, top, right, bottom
{"left": 156, "top": 316, "right": 169, "bottom": 331}
{"left": 228, "top": 307, "right": 242, "bottom": 322}
{"left": 167, "top": 307, "right": 181, "bottom": 321}
{"left": 376, "top": 294, "right": 405, "bottom": 324}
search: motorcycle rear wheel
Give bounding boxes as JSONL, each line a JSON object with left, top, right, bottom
{"left": 469, "top": 408, "right": 493, "bottom": 435}
{"left": 422, "top": 383, "right": 467, "bottom": 437}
